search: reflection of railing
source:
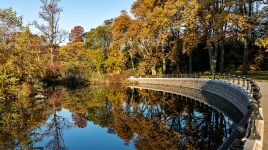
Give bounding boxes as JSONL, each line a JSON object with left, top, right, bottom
{"left": 130, "top": 73, "right": 263, "bottom": 150}
{"left": 129, "top": 84, "right": 244, "bottom": 123}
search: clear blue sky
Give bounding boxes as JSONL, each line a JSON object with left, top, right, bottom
{"left": 1, "top": 0, "right": 136, "bottom": 45}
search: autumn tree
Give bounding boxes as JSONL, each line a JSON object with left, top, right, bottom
{"left": 84, "top": 19, "right": 113, "bottom": 53}
{"left": 33, "top": 0, "right": 67, "bottom": 65}
{"left": 0, "top": 8, "right": 23, "bottom": 89}
{"left": 110, "top": 10, "right": 135, "bottom": 70}
{"left": 130, "top": 0, "right": 198, "bottom": 74}
{"left": 130, "top": 1, "right": 166, "bottom": 75}
{"left": 176, "top": 0, "right": 200, "bottom": 73}
{"left": 69, "top": 26, "right": 84, "bottom": 44}
{"left": 88, "top": 48, "right": 105, "bottom": 73}
{"left": 237, "top": 0, "right": 268, "bottom": 74}
{"left": 200, "top": 0, "right": 227, "bottom": 74}
{"left": 59, "top": 42, "right": 90, "bottom": 75}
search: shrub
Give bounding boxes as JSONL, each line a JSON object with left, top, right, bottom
{"left": 108, "top": 69, "right": 133, "bottom": 84}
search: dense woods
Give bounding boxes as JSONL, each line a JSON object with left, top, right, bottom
{"left": 0, "top": 0, "right": 268, "bottom": 96}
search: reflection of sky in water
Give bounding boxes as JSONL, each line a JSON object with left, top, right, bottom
{"left": 34, "top": 108, "right": 135, "bottom": 150}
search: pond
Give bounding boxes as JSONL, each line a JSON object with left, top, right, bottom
{"left": 0, "top": 84, "right": 237, "bottom": 150}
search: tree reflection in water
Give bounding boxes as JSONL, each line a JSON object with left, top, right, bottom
{"left": 106, "top": 88, "right": 231, "bottom": 150}
{"left": 43, "top": 85, "right": 74, "bottom": 150}
{"left": 0, "top": 85, "right": 232, "bottom": 150}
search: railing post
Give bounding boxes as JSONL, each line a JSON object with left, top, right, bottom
{"left": 252, "top": 84, "right": 263, "bottom": 120}
{"left": 209, "top": 73, "right": 211, "bottom": 79}
{"left": 213, "top": 73, "right": 215, "bottom": 80}
{"left": 199, "top": 73, "right": 201, "bottom": 79}
{"left": 242, "top": 77, "right": 245, "bottom": 87}
{"left": 228, "top": 74, "right": 230, "bottom": 82}
{"left": 248, "top": 117, "right": 261, "bottom": 140}
{"left": 223, "top": 74, "right": 225, "bottom": 80}
{"left": 238, "top": 76, "right": 240, "bottom": 85}
{"left": 250, "top": 81, "right": 254, "bottom": 94}
{"left": 247, "top": 102, "right": 261, "bottom": 140}
{"left": 245, "top": 101, "right": 261, "bottom": 141}
{"left": 247, "top": 79, "right": 250, "bottom": 90}
{"left": 233, "top": 75, "right": 235, "bottom": 83}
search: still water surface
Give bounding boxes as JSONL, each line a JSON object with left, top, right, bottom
{"left": 0, "top": 85, "right": 233, "bottom": 150}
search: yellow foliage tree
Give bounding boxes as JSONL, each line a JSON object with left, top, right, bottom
{"left": 59, "top": 42, "right": 89, "bottom": 75}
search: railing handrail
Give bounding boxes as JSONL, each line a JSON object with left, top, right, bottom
{"left": 130, "top": 72, "right": 262, "bottom": 150}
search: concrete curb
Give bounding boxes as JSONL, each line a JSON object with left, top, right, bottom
{"left": 244, "top": 108, "right": 264, "bottom": 150}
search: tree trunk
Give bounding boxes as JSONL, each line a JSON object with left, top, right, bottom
{"left": 189, "top": 53, "right": 192, "bottom": 73}
{"left": 242, "top": 0, "right": 251, "bottom": 75}
{"left": 208, "top": 42, "right": 218, "bottom": 74}
{"left": 242, "top": 36, "right": 248, "bottom": 75}
{"left": 51, "top": 46, "right": 53, "bottom": 64}
{"left": 208, "top": 44, "right": 212, "bottom": 73}
{"left": 176, "top": 58, "right": 180, "bottom": 73}
{"left": 151, "top": 65, "right": 156, "bottom": 75}
{"left": 162, "top": 57, "right": 166, "bottom": 74}
{"left": 130, "top": 54, "right": 134, "bottom": 70}
{"left": 220, "top": 38, "right": 224, "bottom": 73}
{"left": 162, "top": 46, "right": 166, "bottom": 74}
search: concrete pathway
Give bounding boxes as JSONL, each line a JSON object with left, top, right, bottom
{"left": 256, "top": 82, "right": 268, "bottom": 150}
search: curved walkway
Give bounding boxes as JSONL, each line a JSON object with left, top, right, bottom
{"left": 257, "top": 82, "right": 268, "bottom": 150}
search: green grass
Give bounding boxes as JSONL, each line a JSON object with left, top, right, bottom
{"left": 199, "top": 71, "right": 268, "bottom": 81}
{"left": 224, "top": 70, "right": 268, "bottom": 78}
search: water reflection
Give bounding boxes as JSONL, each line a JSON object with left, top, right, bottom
{"left": 0, "top": 85, "right": 233, "bottom": 149}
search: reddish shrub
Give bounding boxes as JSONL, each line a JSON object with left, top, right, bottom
{"left": 48, "top": 62, "right": 60, "bottom": 75}
{"left": 108, "top": 84, "right": 128, "bottom": 92}
{"left": 108, "top": 69, "right": 133, "bottom": 83}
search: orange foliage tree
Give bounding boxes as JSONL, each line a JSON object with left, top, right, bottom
{"left": 69, "top": 26, "right": 85, "bottom": 44}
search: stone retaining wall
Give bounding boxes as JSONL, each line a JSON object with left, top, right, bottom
{"left": 130, "top": 78, "right": 251, "bottom": 115}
